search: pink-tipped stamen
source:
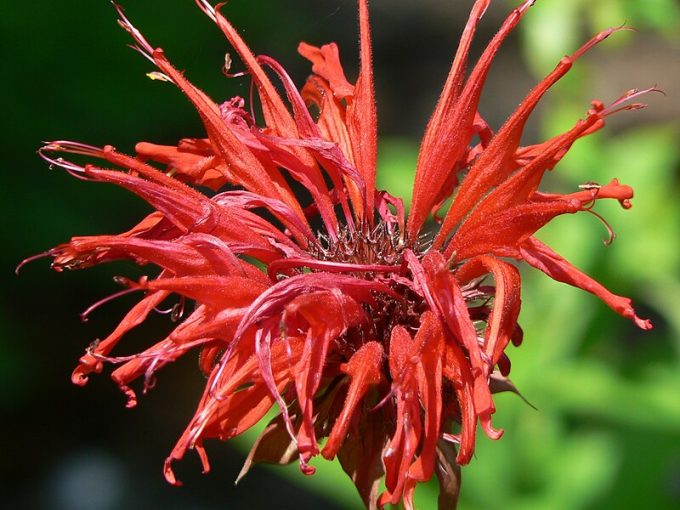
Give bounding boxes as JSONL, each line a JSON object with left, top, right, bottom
{"left": 112, "top": 2, "right": 155, "bottom": 59}
{"left": 80, "top": 286, "right": 141, "bottom": 322}
{"left": 15, "top": 250, "right": 54, "bottom": 274}
{"left": 194, "top": 0, "right": 217, "bottom": 22}
{"left": 600, "top": 86, "right": 664, "bottom": 117}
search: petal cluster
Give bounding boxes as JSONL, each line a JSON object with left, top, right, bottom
{"left": 30, "top": 1, "right": 652, "bottom": 508}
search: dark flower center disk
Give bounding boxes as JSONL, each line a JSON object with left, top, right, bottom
{"left": 312, "top": 222, "right": 407, "bottom": 266}
{"left": 310, "top": 222, "right": 428, "bottom": 353}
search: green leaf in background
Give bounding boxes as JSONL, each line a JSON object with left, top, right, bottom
{"left": 377, "top": 138, "right": 419, "bottom": 209}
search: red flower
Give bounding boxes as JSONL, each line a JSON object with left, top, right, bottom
{"left": 29, "top": 0, "right": 653, "bottom": 508}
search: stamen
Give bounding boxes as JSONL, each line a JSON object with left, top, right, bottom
{"left": 42, "top": 140, "right": 103, "bottom": 157}
{"left": 194, "top": 0, "right": 217, "bottom": 22}
{"left": 572, "top": 24, "right": 631, "bottom": 61}
{"left": 38, "top": 146, "right": 88, "bottom": 176}
{"left": 584, "top": 208, "right": 616, "bottom": 246}
{"left": 147, "top": 71, "right": 172, "bottom": 82}
{"left": 87, "top": 337, "right": 212, "bottom": 365}
{"left": 578, "top": 181, "right": 601, "bottom": 191}
{"left": 170, "top": 298, "right": 186, "bottom": 322}
{"left": 518, "top": 0, "right": 537, "bottom": 15}
{"left": 80, "top": 286, "right": 141, "bottom": 322}
{"left": 15, "top": 250, "right": 54, "bottom": 274}
{"left": 153, "top": 296, "right": 186, "bottom": 320}
{"left": 371, "top": 386, "right": 397, "bottom": 412}
{"left": 599, "top": 86, "right": 664, "bottom": 117}
{"left": 153, "top": 305, "right": 175, "bottom": 315}
{"left": 112, "top": 2, "right": 155, "bottom": 61}
{"left": 221, "top": 53, "right": 249, "bottom": 79}
{"left": 441, "top": 433, "right": 462, "bottom": 445}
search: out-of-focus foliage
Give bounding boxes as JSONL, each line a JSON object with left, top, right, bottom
{"left": 519, "top": 0, "right": 680, "bottom": 75}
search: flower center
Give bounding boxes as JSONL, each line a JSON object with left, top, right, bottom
{"left": 310, "top": 222, "right": 427, "bottom": 351}
{"left": 310, "top": 222, "right": 407, "bottom": 266}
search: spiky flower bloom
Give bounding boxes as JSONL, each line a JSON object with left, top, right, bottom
{"left": 29, "top": 0, "right": 653, "bottom": 508}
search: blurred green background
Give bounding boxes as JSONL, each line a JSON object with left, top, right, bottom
{"left": 2, "top": 1, "right": 679, "bottom": 509}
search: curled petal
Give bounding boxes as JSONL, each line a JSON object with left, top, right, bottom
{"left": 456, "top": 256, "right": 521, "bottom": 367}
{"left": 298, "top": 42, "right": 355, "bottom": 99}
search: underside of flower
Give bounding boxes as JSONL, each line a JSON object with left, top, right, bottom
{"left": 26, "top": 1, "right": 655, "bottom": 509}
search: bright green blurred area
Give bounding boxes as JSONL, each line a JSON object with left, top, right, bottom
{"left": 3, "top": 0, "right": 678, "bottom": 509}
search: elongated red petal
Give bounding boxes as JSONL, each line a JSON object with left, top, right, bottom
{"left": 449, "top": 199, "right": 582, "bottom": 261}
{"left": 520, "top": 237, "right": 652, "bottom": 329}
{"left": 408, "top": 0, "right": 533, "bottom": 239}
{"left": 288, "top": 291, "right": 366, "bottom": 470}
{"left": 71, "top": 290, "right": 170, "bottom": 386}
{"left": 435, "top": 26, "right": 624, "bottom": 249}
{"left": 346, "top": 0, "right": 378, "bottom": 214}
{"left": 408, "top": 312, "right": 444, "bottom": 482}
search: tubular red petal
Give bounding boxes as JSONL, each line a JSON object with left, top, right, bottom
{"left": 449, "top": 116, "right": 600, "bottom": 239}
{"left": 144, "top": 276, "right": 268, "bottom": 311}
{"left": 286, "top": 292, "right": 366, "bottom": 467}
{"left": 214, "top": 190, "right": 318, "bottom": 245}
{"left": 301, "top": 76, "right": 366, "bottom": 221}
{"left": 408, "top": 0, "right": 532, "bottom": 240}
{"left": 233, "top": 272, "right": 397, "bottom": 344}
{"left": 71, "top": 290, "right": 170, "bottom": 386}
{"left": 408, "top": 313, "right": 444, "bottom": 482}
{"left": 382, "top": 326, "right": 421, "bottom": 503}
{"left": 79, "top": 166, "right": 284, "bottom": 262}
{"left": 434, "top": 25, "right": 626, "bottom": 249}
{"left": 255, "top": 55, "right": 343, "bottom": 236}
{"left": 135, "top": 141, "right": 227, "bottom": 190}
{"left": 520, "top": 237, "right": 652, "bottom": 329}
{"left": 408, "top": 0, "right": 489, "bottom": 235}
{"left": 346, "top": 0, "right": 378, "bottom": 218}
{"left": 450, "top": 200, "right": 582, "bottom": 261}
{"left": 533, "top": 178, "right": 634, "bottom": 209}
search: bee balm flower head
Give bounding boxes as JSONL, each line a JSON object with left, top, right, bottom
{"left": 27, "top": 0, "right": 653, "bottom": 508}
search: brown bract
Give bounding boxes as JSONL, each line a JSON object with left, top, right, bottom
{"left": 29, "top": 1, "right": 654, "bottom": 508}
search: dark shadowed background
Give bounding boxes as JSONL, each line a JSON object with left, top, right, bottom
{"left": 2, "top": 1, "right": 679, "bottom": 509}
